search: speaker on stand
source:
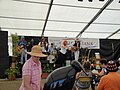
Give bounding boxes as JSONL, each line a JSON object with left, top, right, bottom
{"left": 0, "top": 31, "right": 9, "bottom": 78}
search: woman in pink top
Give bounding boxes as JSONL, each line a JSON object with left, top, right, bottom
{"left": 19, "top": 45, "right": 47, "bottom": 90}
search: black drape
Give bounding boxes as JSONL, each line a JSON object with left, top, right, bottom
{"left": 100, "top": 39, "right": 120, "bottom": 61}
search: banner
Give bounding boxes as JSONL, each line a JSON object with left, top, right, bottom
{"left": 48, "top": 37, "right": 63, "bottom": 48}
{"left": 48, "top": 37, "right": 76, "bottom": 48}
{"left": 80, "top": 38, "right": 100, "bottom": 49}
{"left": 48, "top": 37, "right": 99, "bottom": 49}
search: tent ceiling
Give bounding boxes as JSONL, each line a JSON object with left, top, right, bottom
{"left": 0, "top": 0, "right": 120, "bottom": 39}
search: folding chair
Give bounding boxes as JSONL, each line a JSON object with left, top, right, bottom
{"left": 75, "top": 76, "right": 92, "bottom": 90}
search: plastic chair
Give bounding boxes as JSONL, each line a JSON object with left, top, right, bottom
{"left": 75, "top": 76, "right": 92, "bottom": 90}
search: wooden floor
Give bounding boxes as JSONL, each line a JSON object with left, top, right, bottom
{"left": 0, "top": 78, "right": 97, "bottom": 90}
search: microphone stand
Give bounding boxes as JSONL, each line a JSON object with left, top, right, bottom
{"left": 111, "top": 42, "right": 114, "bottom": 60}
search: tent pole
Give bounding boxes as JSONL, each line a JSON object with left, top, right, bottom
{"left": 41, "top": 0, "right": 54, "bottom": 37}
{"left": 76, "top": 0, "right": 113, "bottom": 38}
{"left": 106, "top": 28, "right": 120, "bottom": 39}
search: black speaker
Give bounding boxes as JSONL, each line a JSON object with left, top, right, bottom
{"left": 0, "top": 31, "right": 9, "bottom": 78}
{"left": 0, "top": 57, "right": 9, "bottom": 78}
{"left": 0, "top": 31, "right": 8, "bottom": 57}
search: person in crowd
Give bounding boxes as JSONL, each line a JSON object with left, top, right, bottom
{"left": 91, "top": 59, "right": 108, "bottom": 90}
{"left": 18, "top": 36, "right": 27, "bottom": 64}
{"left": 19, "top": 45, "right": 47, "bottom": 90}
{"left": 72, "top": 38, "right": 80, "bottom": 61}
{"left": 93, "top": 59, "right": 108, "bottom": 76}
{"left": 116, "top": 58, "right": 120, "bottom": 74}
{"left": 74, "top": 61, "right": 92, "bottom": 90}
{"left": 98, "top": 60, "right": 120, "bottom": 90}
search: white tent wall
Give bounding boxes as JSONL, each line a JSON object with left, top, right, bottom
{"left": 0, "top": 0, "right": 120, "bottom": 38}
{"left": 8, "top": 36, "right": 12, "bottom": 56}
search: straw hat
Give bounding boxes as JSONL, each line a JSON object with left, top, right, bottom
{"left": 27, "top": 45, "right": 47, "bottom": 57}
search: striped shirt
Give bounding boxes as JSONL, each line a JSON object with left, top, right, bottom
{"left": 19, "top": 57, "right": 42, "bottom": 90}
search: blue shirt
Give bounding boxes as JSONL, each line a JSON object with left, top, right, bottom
{"left": 18, "top": 40, "right": 27, "bottom": 50}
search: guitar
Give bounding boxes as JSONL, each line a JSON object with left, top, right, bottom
{"left": 16, "top": 45, "right": 24, "bottom": 54}
{"left": 71, "top": 46, "right": 78, "bottom": 52}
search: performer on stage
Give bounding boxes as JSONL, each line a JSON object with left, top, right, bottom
{"left": 72, "top": 38, "right": 80, "bottom": 61}
{"left": 18, "top": 36, "right": 27, "bottom": 64}
{"left": 55, "top": 40, "right": 69, "bottom": 68}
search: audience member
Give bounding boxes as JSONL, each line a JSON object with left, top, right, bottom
{"left": 116, "top": 58, "right": 120, "bottom": 74}
{"left": 93, "top": 59, "right": 108, "bottom": 77}
{"left": 19, "top": 45, "right": 47, "bottom": 90}
{"left": 74, "top": 61, "right": 92, "bottom": 90}
{"left": 98, "top": 60, "right": 120, "bottom": 90}
{"left": 91, "top": 59, "right": 108, "bottom": 90}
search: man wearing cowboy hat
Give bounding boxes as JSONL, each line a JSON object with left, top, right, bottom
{"left": 19, "top": 45, "right": 47, "bottom": 90}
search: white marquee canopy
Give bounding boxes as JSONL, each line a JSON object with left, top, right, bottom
{"left": 0, "top": 0, "right": 120, "bottom": 39}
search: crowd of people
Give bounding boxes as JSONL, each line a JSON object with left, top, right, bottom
{"left": 16, "top": 36, "right": 120, "bottom": 90}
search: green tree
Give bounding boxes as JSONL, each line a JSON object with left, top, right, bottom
{"left": 11, "top": 33, "right": 19, "bottom": 56}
